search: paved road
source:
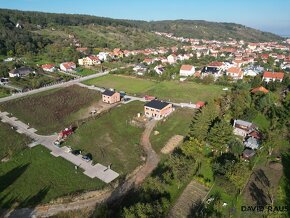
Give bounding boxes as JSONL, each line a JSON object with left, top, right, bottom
{"left": 0, "top": 111, "right": 119, "bottom": 183}
{"left": 7, "top": 120, "right": 159, "bottom": 218}
{"left": 0, "top": 71, "right": 109, "bottom": 103}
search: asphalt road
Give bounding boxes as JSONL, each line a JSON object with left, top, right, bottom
{"left": 0, "top": 71, "right": 109, "bottom": 103}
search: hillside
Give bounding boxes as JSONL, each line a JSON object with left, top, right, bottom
{"left": 128, "top": 20, "right": 283, "bottom": 42}
{"left": 0, "top": 9, "right": 283, "bottom": 56}
{"left": 0, "top": 9, "right": 178, "bottom": 56}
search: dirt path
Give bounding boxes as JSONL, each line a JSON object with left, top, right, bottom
{"left": 6, "top": 120, "right": 159, "bottom": 218}
{"left": 161, "top": 135, "right": 184, "bottom": 154}
{"left": 168, "top": 180, "right": 209, "bottom": 218}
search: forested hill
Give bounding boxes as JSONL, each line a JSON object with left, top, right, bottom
{"left": 127, "top": 20, "right": 283, "bottom": 42}
{"left": 0, "top": 9, "right": 283, "bottom": 56}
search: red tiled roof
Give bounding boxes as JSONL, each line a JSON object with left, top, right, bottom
{"left": 61, "top": 62, "right": 76, "bottom": 69}
{"left": 88, "top": 56, "right": 100, "bottom": 61}
{"left": 180, "top": 65, "right": 194, "bottom": 71}
{"left": 251, "top": 86, "right": 269, "bottom": 94}
{"left": 263, "top": 71, "right": 284, "bottom": 80}
{"left": 208, "top": 61, "right": 224, "bottom": 67}
{"left": 41, "top": 64, "right": 55, "bottom": 69}
{"left": 227, "top": 67, "right": 241, "bottom": 74}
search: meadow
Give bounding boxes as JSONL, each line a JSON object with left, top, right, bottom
{"left": 150, "top": 108, "right": 194, "bottom": 152}
{"left": 0, "top": 85, "right": 101, "bottom": 135}
{"left": 64, "top": 101, "right": 144, "bottom": 175}
{"left": 83, "top": 74, "right": 225, "bottom": 103}
{"left": 0, "top": 122, "right": 31, "bottom": 160}
{"left": 0, "top": 146, "right": 104, "bottom": 208}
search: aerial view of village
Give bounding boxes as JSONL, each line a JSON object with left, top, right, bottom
{"left": 0, "top": 0, "right": 289, "bottom": 217}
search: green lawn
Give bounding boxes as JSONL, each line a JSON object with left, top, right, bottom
{"left": 0, "top": 146, "right": 104, "bottom": 208}
{"left": 83, "top": 74, "right": 225, "bottom": 103}
{"left": 64, "top": 101, "right": 144, "bottom": 175}
{"left": 150, "top": 108, "right": 193, "bottom": 152}
{"left": 0, "top": 87, "right": 10, "bottom": 98}
{"left": 0, "top": 85, "right": 101, "bottom": 135}
{"left": 83, "top": 74, "right": 157, "bottom": 94}
{"left": 0, "top": 122, "right": 31, "bottom": 160}
{"left": 252, "top": 113, "right": 270, "bottom": 131}
{"left": 76, "top": 68, "right": 99, "bottom": 76}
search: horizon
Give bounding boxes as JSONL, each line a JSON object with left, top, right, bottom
{"left": 0, "top": 0, "right": 290, "bottom": 36}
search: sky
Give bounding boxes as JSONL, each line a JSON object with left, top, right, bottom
{"left": 0, "top": 0, "right": 290, "bottom": 36}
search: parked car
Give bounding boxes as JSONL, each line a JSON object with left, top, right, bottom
{"left": 71, "top": 149, "right": 82, "bottom": 156}
{"left": 82, "top": 153, "right": 92, "bottom": 162}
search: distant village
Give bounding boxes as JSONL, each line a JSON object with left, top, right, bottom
{"left": 1, "top": 31, "right": 289, "bottom": 88}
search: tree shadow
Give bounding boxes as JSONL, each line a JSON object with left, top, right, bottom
{"left": 254, "top": 169, "right": 270, "bottom": 188}
{"left": 7, "top": 186, "right": 50, "bottom": 218}
{"left": 282, "top": 152, "right": 290, "bottom": 217}
{"left": 249, "top": 182, "right": 267, "bottom": 206}
{"left": 0, "top": 164, "right": 30, "bottom": 193}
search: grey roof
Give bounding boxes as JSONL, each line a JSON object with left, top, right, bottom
{"left": 102, "top": 89, "right": 116, "bottom": 96}
{"left": 244, "top": 137, "right": 259, "bottom": 149}
{"left": 9, "top": 67, "right": 32, "bottom": 75}
{"left": 235, "top": 119, "right": 253, "bottom": 127}
{"left": 243, "top": 149, "right": 256, "bottom": 157}
{"left": 145, "top": 100, "right": 170, "bottom": 110}
{"left": 201, "top": 67, "right": 219, "bottom": 74}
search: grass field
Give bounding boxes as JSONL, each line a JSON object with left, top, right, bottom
{"left": 83, "top": 74, "right": 156, "bottom": 94}
{"left": 83, "top": 75, "right": 225, "bottom": 103}
{"left": 76, "top": 68, "right": 99, "bottom": 76}
{"left": 64, "top": 101, "right": 144, "bottom": 175}
{"left": 150, "top": 108, "right": 194, "bottom": 152}
{"left": 0, "top": 85, "right": 101, "bottom": 135}
{"left": 0, "top": 87, "right": 10, "bottom": 98}
{"left": 0, "top": 122, "right": 31, "bottom": 160}
{"left": 0, "top": 146, "right": 104, "bottom": 208}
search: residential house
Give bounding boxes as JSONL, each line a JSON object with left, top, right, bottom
{"left": 262, "top": 72, "right": 284, "bottom": 83}
{"left": 242, "top": 149, "right": 256, "bottom": 160}
{"left": 144, "top": 100, "right": 173, "bottom": 120}
{"left": 167, "top": 54, "right": 177, "bottom": 64}
{"left": 41, "top": 64, "right": 56, "bottom": 72}
{"left": 154, "top": 65, "right": 165, "bottom": 75}
{"left": 9, "top": 67, "right": 33, "bottom": 78}
{"left": 60, "top": 62, "right": 76, "bottom": 72}
{"left": 179, "top": 65, "right": 195, "bottom": 77}
{"left": 113, "top": 48, "right": 124, "bottom": 58}
{"left": 102, "top": 90, "right": 121, "bottom": 104}
{"left": 0, "top": 77, "right": 9, "bottom": 85}
{"left": 78, "top": 56, "right": 100, "bottom": 66}
{"left": 143, "top": 58, "right": 154, "bottom": 65}
{"left": 226, "top": 67, "right": 244, "bottom": 80}
{"left": 201, "top": 63, "right": 223, "bottom": 79}
{"left": 233, "top": 119, "right": 256, "bottom": 137}
{"left": 244, "top": 137, "right": 260, "bottom": 150}
{"left": 133, "top": 64, "right": 147, "bottom": 73}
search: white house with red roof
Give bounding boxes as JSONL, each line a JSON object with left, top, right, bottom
{"left": 226, "top": 67, "right": 244, "bottom": 80}
{"left": 60, "top": 62, "right": 76, "bottom": 72}
{"left": 262, "top": 72, "right": 284, "bottom": 83}
{"left": 41, "top": 64, "right": 56, "bottom": 72}
{"left": 180, "top": 65, "right": 195, "bottom": 77}
{"left": 78, "top": 56, "right": 100, "bottom": 66}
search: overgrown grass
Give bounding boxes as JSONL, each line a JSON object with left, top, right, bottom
{"left": 0, "top": 146, "right": 104, "bottom": 208}
{"left": 64, "top": 101, "right": 144, "bottom": 175}
{"left": 150, "top": 108, "right": 193, "bottom": 152}
{"left": 83, "top": 74, "right": 225, "bottom": 103}
{"left": 0, "top": 122, "right": 31, "bottom": 160}
{"left": 0, "top": 85, "right": 101, "bottom": 134}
